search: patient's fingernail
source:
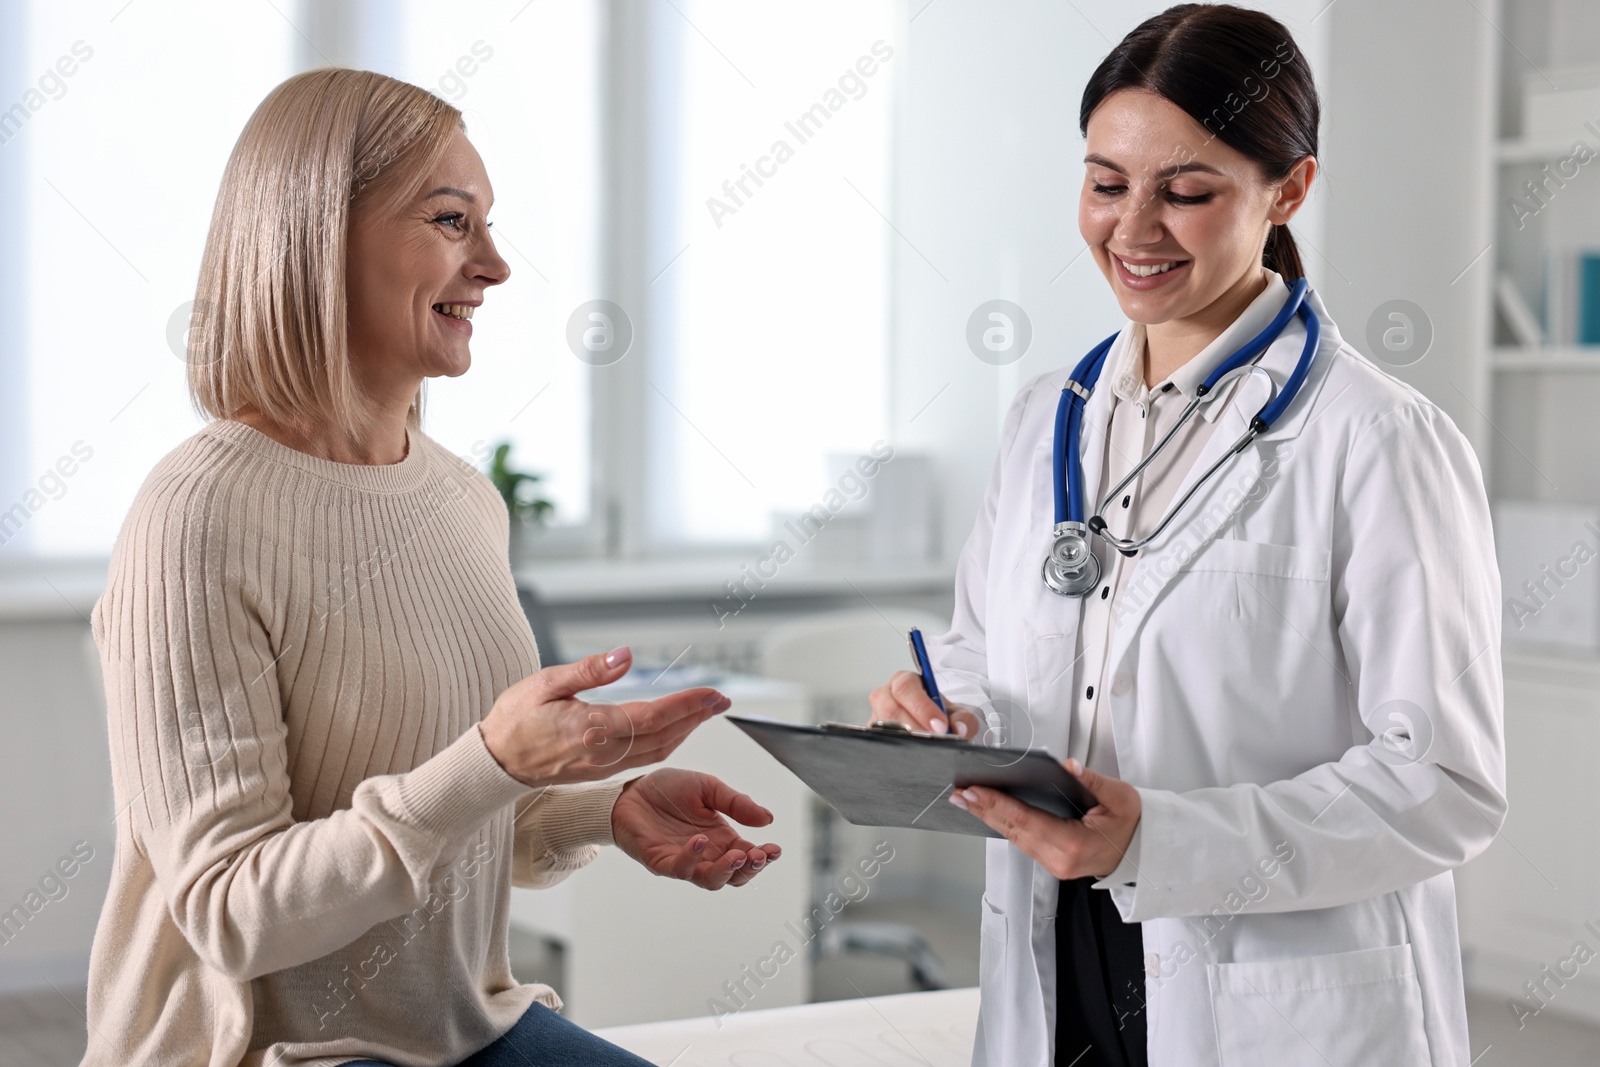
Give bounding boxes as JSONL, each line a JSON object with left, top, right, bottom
{"left": 692, "top": 836, "right": 706, "bottom": 853}
{"left": 751, "top": 859, "right": 765, "bottom": 869}
{"left": 702, "top": 692, "right": 732, "bottom": 712}
{"left": 948, "top": 793, "right": 969, "bottom": 811}
{"left": 604, "top": 646, "right": 630, "bottom": 668}
{"left": 730, "top": 857, "right": 745, "bottom": 870}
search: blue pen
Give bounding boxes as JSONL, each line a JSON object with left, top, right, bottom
{"left": 907, "top": 627, "right": 947, "bottom": 718}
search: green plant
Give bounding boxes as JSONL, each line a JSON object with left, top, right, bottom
{"left": 485, "top": 441, "right": 555, "bottom": 526}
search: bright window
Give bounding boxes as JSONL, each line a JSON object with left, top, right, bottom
{"left": 10, "top": 3, "right": 295, "bottom": 557}
{"left": 4, "top": 0, "right": 602, "bottom": 558}
{"left": 3, "top": 1, "right": 892, "bottom": 559}
{"left": 391, "top": 0, "right": 601, "bottom": 530}
{"left": 648, "top": 1, "right": 898, "bottom": 547}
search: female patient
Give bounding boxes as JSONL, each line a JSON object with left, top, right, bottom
{"left": 84, "top": 68, "right": 778, "bottom": 1067}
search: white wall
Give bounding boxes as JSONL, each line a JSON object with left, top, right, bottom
{"left": 1319, "top": 0, "right": 1495, "bottom": 459}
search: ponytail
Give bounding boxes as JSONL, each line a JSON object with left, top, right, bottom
{"left": 1264, "top": 224, "right": 1305, "bottom": 282}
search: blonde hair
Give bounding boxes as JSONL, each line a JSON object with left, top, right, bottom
{"left": 187, "top": 68, "right": 465, "bottom": 442}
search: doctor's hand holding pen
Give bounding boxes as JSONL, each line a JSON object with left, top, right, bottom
{"left": 867, "top": 630, "right": 1141, "bottom": 881}
{"left": 866, "top": 626, "right": 985, "bottom": 739}
{"left": 481, "top": 645, "right": 782, "bottom": 890}
{"left": 866, "top": 670, "right": 984, "bottom": 739}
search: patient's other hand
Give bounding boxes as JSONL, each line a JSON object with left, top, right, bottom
{"left": 610, "top": 769, "right": 781, "bottom": 890}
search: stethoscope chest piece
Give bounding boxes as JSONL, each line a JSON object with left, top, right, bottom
{"left": 1040, "top": 277, "right": 1322, "bottom": 598}
{"left": 1042, "top": 521, "right": 1101, "bottom": 597}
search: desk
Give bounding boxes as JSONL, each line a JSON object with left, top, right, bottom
{"left": 509, "top": 674, "right": 813, "bottom": 1028}
{"left": 593, "top": 986, "right": 981, "bottom": 1066}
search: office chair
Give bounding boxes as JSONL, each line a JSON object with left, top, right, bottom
{"left": 516, "top": 583, "right": 567, "bottom": 666}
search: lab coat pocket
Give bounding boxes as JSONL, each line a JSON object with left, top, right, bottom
{"left": 1168, "top": 538, "right": 1330, "bottom": 623}
{"left": 1017, "top": 624, "right": 1074, "bottom": 752}
{"left": 979, "top": 893, "right": 1008, "bottom": 990}
{"left": 1175, "top": 537, "right": 1330, "bottom": 581}
{"left": 1208, "top": 944, "right": 1431, "bottom": 1067}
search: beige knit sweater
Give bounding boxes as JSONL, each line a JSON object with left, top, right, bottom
{"left": 85, "top": 420, "right": 625, "bottom": 1067}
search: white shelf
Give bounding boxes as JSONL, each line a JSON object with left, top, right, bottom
{"left": 1491, "top": 346, "right": 1600, "bottom": 371}
{"left": 1495, "top": 137, "right": 1591, "bottom": 164}
{"left": 0, "top": 555, "right": 954, "bottom": 620}
{"left": 1503, "top": 645, "right": 1600, "bottom": 690}
{"left": 514, "top": 556, "right": 952, "bottom": 606}
{"left": 0, "top": 559, "right": 108, "bottom": 621}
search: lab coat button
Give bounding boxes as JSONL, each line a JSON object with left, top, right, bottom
{"left": 1144, "top": 952, "right": 1161, "bottom": 977}
{"left": 1112, "top": 674, "right": 1132, "bottom": 695}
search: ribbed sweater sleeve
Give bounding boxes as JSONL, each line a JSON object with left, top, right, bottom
{"left": 94, "top": 471, "right": 531, "bottom": 982}
{"left": 511, "top": 780, "right": 628, "bottom": 888}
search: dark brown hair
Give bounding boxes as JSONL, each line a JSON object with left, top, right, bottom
{"left": 1079, "top": 4, "right": 1318, "bottom": 281}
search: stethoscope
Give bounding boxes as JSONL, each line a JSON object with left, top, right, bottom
{"left": 1042, "top": 277, "right": 1322, "bottom": 597}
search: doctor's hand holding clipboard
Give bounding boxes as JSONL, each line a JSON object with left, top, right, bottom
{"left": 868, "top": 631, "right": 1142, "bottom": 883}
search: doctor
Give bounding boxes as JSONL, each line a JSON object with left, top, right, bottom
{"left": 869, "top": 5, "right": 1505, "bottom": 1066}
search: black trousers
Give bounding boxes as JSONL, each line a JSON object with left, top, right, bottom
{"left": 1055, "top": 876, "right": 1148, "bottom": 1067}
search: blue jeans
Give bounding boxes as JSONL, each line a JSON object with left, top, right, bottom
{"left": 344, "top": 1002, "right": 654, "bottom": 1066}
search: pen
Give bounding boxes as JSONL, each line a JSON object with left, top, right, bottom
{"left": 907, "top": 627, "right": 947, "bottom": 718}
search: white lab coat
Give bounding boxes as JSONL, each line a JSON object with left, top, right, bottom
{"left": 929, "top": 290, "right": 1506, "bottom": 1067}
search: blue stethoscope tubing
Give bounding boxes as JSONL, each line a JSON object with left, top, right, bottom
{"left": 1043, "top": 277, "right": 1322, "bottom": 597}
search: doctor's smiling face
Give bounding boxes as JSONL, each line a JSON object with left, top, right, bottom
{"left": 1079, "top": 89, "right": 1315, "bottom": 349}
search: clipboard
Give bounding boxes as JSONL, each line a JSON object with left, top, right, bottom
{"left": 728, "top": 714, "right": 1098, "bottom": 838}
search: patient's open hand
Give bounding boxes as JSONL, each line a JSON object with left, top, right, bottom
{"left": 610, "top": 769, "right": 782, "bottom": 890}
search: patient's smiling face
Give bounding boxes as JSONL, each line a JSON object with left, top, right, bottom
{"left": 1078, "top": 89, "right": 1313, "bottom": 334}
{"left": 344, "top": 129, "right": 511, "bottom": 398}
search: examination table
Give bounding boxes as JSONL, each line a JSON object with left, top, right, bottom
{"left": 594, "top": 986, "right": 980, "bottom": 1066}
